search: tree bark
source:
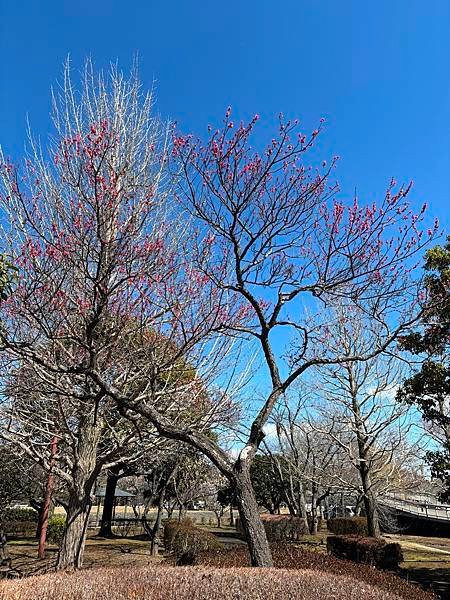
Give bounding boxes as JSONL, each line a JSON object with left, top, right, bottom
{"left": 150, "top": 487, "right": 166, "bottom": 556}
{"left": 309, "top": 491, "right": 319, "bottom": 536}
{"left": 38, "top": 436, "right": 58, "bottom": 559}
{"left": 57, "top": 492, "right": 92, "bottom": 570}
{"left": 56, "top": 418, "right": 102, "bottom": 570}
{"left": 349, "top": 366, "right": 381, "bottom": 538}
{"left": 98, "top": 466, "right": 120, "bottom": 538}
{"left": 361, "top": 469, "right": 380, "bottom": 537}
{"left": 0, "top": 527, "right": 11, "bottom": 571}
{"left": 233, "top": 457, "right": 273, "bottom": 567}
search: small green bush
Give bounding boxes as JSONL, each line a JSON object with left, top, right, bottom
{"left": 327, "top": 517, "right": 368, "bottom": 536}
{"left": 327, "top": 535, "right": 403, "bottom": 570}
{"left": 46, "top": 516, "right": 66, "bottom": 545}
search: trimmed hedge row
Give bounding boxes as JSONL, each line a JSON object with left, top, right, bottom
{"left": 327, "top": 517, "right": 368, "bottom": 536}
{"left": 163, "top": 519, "right": 221, "bottom": 565}
{"left": 236, "top": 515, "right": 308, "bottom": 541}
{"left": 193, "top": 543, "right": 431, "bottom": 600}
{"left": 327, "top": 535, "right": 403, "bottom": 570}
{"left": 0, "top": 508, "right": 38, "bottom": 523}
{"left": 0, "top": 564, "right": 408, "bottom": 600}
{"left": 0, "top": 508, "right": 39, "bottom": 539}
{"left": 0, "top": 521, "right": 36, "bottom": 538}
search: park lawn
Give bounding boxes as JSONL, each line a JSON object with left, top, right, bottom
{"left": 5, "top": 528, "right": 450, "bottom": 597}
{"left": 6, "top": 534, "right": 161, "bottom": 577}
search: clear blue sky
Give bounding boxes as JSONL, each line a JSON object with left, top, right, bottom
{"left": 1, "top": 0, "right": 449, "bottom": 230}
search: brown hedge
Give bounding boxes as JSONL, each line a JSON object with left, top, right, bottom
{"left": 193, "top": 543, "right": 433, "bottom": 600}
{"left": 327, "top": 517, "right": 368, "bottom": 535}
{"left": 236, "top": 514, "right": 309, "bottom": 541}
{"left": 163, "top": 519, "right": 221, "bottom": 565}
{"left": 0, "top": 521, "right": 36, "bottom": 539}
{"left": 0, "top": 564, "right": 409, "bottom": 599}
{"left": 327, "top": 535, "right": 403, "bottom": 570}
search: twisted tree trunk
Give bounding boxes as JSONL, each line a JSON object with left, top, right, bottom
{"left": 56, "top": 419, "right": 102, "bottom": 570}
{"left": 233, "top": 451, "right": 273, "bottom": 567}
{"left": 57, "top": 493, "right": 92, "bottom": 570}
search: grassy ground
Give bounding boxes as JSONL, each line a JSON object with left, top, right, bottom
{"left": 5, "top": 518, "right": 450, "bottom": 598}
{"left": 382, "top": 534, "right": 450, "bottom": 598}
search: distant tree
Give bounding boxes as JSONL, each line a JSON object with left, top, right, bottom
{"left": 398, "top": 238, "right": 450, "bottom": 501}
{"left": 250, "top": 455, "right": 285, "bottom": 514}
{"left": 217, "top": 484, "right": 237, "bottom": 526}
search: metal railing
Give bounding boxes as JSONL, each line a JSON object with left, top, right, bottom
{"left": 380, "top": 495, "right": 450, "bottom": 521}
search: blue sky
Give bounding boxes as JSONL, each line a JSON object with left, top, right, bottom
{"left": 1, "top": 1, "right": 449, "bottom": 233}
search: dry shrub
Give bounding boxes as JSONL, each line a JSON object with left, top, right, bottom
{"left": 236, "top": 515, "right": 308, "bottom": 541}
{"left": 327, "top": 517, "right": 368, "bottom": 536}
{"left": 163, "top": 519, "right": 221, "bottom": 565}
{"left": 0, "top": 564, "right": 407, "bottom": 600}
{"left": 327, "top": 535, "right": 403, "bottom": 570}
{"left": 194, "top": 544, "right": 433, "bottom": 600}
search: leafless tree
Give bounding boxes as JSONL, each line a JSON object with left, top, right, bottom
{"left": 308, "top": 308, "right": 423, "bottom": 536}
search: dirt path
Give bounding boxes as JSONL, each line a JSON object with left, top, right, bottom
{"left": 399, "top": 541, "right": 450, "bottom": 556}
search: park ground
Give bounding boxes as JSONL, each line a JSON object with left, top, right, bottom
{"left": 5, "top": 511, "right": 450, "bottom": 598}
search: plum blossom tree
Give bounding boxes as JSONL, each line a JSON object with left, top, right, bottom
{"left": 153, "top": 110, "right": 437, "bottom": 564}
{"left": 98, "top": 111, "right": 438, "bottom": 566}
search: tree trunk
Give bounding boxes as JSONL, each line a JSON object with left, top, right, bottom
{"left": 309, "top": 497, "right": 318, "bottom": 535}
{"left": 177, "top": 504, "right": 186, "bottom": 522}
{"left": 233, "top": 460, "right": 273, "bottom": 567}
{"left": 38, "top": 436, "right": 58, "bottom": 559}
{"left": 166, "top": 504, "right": 174, "bottom": 521}
{"left": 31, "top": 499, "right": 44, "bottom": 541}
{"left": 297, "top": 482, "right": 308, "bottom": 519}
{"left": 350, "top": 367, "right": 380, "bottom": 537}
{"left": 361, "top": 470, "right": 380, "bottom": 537}
{"left": 57, "top": 492, "right": 92, "bottom": 570}
{"left": 98, "top": 467, "right": 120, "bottom": 538}
{"left": 150, "top": 488, "right": 166, "bottom": 556}
{"left": 0, "top": 527, "right": 11, "bottom": 572}
{"left": 323, "top": 496, "right": 330, "bottom": 520}
{"left": 56, "top": 418, "right": 102, "bottom": 570}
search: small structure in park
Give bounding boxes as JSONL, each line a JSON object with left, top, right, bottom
{"left": 94, "top": 487, "right": 135, "bottom": 526}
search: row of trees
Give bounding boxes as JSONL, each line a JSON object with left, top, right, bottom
{"left": 0, "top": 60, "right": 447, "bottom": 569}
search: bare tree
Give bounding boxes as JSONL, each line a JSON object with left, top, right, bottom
{"left": 308, "top": 309, "right": 421, "bottom": 536}
{"left": 264, "top": 397, "right": 347, "bottom": 532}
